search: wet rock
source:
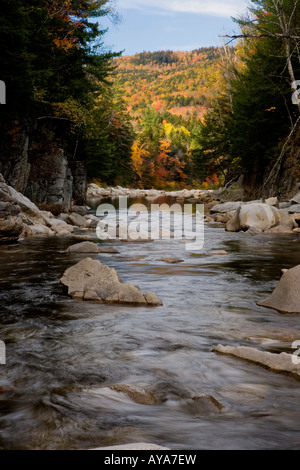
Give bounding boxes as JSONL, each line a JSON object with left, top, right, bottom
{"left": 214, "top": 344, "right": 300, "bottom": 378}
{"left": 109, "top": 384, "right": 158, "bottom": 405}
{"left": 207, "top": 250, "right": 228, "bottom": 256}
{"left": 187, "top": 394, "right": 224, "bottom": 415}
{"left": 66, "top": 241, "right": 119, "bottom": 254}
{"left": 257, "top": 264, "right": 300, "bottom": 313}
{"left": 159, "top": 257, "right": 184, "bottom": 263}
{"left": 226, "top": 203, "right": 283, "bottom": 232}
{"left": 60, "top": 257, "right": 163, "bottom": 306}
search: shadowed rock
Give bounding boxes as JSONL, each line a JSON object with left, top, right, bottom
{"left": 60, "top": 257, "right": 163, "bottom": 306}
{"left": 0, "top": 174, "right": 24, "bottom": 243}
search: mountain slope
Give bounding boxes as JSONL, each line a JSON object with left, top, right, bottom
{"left": 113, "top": 47, "right": 221, "bottom": 123}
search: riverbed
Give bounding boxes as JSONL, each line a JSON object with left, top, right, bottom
{"left": 1, "top": 196, "right": 300, "bottom": 450}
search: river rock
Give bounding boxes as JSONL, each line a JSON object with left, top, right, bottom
{"left": 214, "top": 344, "right": 300, "bottom": 378}
{"left": 288, "top": 204, "right": 300, "bottom": 214}
{"left": 212, "top": 211, "right": 236, "bottom": 224}
{"left": 265, "top": 196, "right": 278, "bottom": 206}
{"left": 210, "top": 201, "right": 243, "bottom": 213}
{"left": 66, "top": 241, "right": 119, "bottom": 254}
{"left": 0, "top": 174, "right": 24, "bottom": 243}
{"left": 159, "top": 257, "right": 184, "bottom": 263}
{"left": 29, "top": 224, "right": 56, "bottom": 236}
{"left": 208, "top": 250, "right": 228, "bottom": 256}
{"left": 60, "top": 257, "right": 163, "bottom": 305}
{"left": 65, "top": 212, "right": 89, "bottom": 228}
{"left": 257, "top": 264, "right": 300, "bottom": 313}
{"left": 70, "top": 205, "right": 88, "bottom": 216}
{"left": 291, "top": 192, "right": 300, "bottom": 205}
{"left": 187, "top": 394, "right": 224, "bottom": 415}
{"left": 264, "top": 224, "right": 294, "bottom": 234}
{"left": 225, "top": 203, "right": 282, "bottom": 232}
{"left": 109, "top": 384, "right": 158, "bottom": 405}
{"left": 8, "top": 184, "right": 46, "bottom": 225}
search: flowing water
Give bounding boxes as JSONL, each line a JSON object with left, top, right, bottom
{"left": 1, "top": 196, "right": 300, "bottom": 450}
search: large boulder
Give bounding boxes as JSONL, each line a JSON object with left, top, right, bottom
{"left": 0, "top": 174, "right": 24, "bottom": 243}
{"left": 60, "top": 257, "right": 163, "bottom": 306}
{"left": 257, "top": 264, "right": 300, "bottom": 313}
{"left": 225, "top": 203, "right": 283, "bottom": 232}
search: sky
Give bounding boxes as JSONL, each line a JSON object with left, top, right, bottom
{"left": 100, "top": 0, "right": 251, "bottom": 56}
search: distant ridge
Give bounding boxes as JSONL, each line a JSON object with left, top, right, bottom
{"left": 113, "top": 47, "right": 222, "bottom": 121}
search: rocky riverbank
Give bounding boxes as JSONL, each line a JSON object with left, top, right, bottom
{"left": 2, "top": 176, "right": 300, "bottom": 243}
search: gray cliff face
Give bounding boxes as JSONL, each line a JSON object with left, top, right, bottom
{"left": 0, "top": 122, "right": 87, "bottom": 214}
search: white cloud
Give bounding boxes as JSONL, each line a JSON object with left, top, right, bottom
{"left": 116, "top": 0, "right": 248, "bottom": 18}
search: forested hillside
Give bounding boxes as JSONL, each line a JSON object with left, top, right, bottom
{"left": 110, "top": 48, "right": 224, "bottom": 189}
{"left": 114, "top": 48, "right": 220, "bottom": 120}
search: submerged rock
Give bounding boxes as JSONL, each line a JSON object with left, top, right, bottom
{"left": 187, "top": 394, "right": 224, "bottom": 415}
{"left": 159, "top": 257, "right": 184, "bottom": 263}
{"left": 257, "top": 264, "right": 300, "bottom": 313}
{"left": 66, "top": 241, "right": 119, "bottom": 254}
{"left": 60, "top": 257, "right": 163, "bottom": 306}
{"left": 109, "top": 383, "right": 158, "bottom": 405}
{"left": 214, "top": 344, "right": 300, "bottom": 378}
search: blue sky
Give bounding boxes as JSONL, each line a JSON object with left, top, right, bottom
{"left": 100, "top": 0, "right": 251, "bottom": 56}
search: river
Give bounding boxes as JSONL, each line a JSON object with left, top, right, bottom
{"left": 0, "top": 195, "right": 300, "bottom": 450}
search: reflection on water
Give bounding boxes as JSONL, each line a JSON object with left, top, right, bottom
{"left": 1, "top": 196, "right": 300, "bottom": 449}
